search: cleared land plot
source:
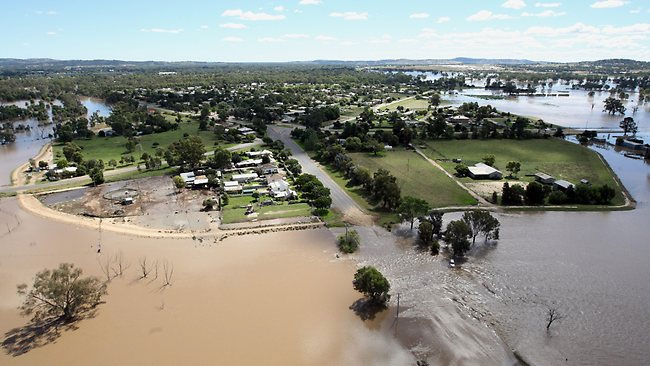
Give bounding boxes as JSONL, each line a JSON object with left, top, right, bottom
{"left": 221, "top": 195, "right": 312, "bottom": 224}
{"left": 420, "top": 139, "right": 625, "bottom": 205}
{"left": 384, "top": 98, "right": 430, "bottom": 111}
{"left": 53, "top": 118, "right": 228, "bottom": 165}
{"left": 348, "top": 150, "right": 477, "bottom": 208}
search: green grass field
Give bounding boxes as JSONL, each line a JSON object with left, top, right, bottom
{"left": 221, "top": 195, "right": 312, "bottom": 224}
{"left": 384, "top": 98, "right": 430, "bottom": 111}
{"left": 420, "top": 138, "right": 625, "bottom": 205}
{"left": 348, "top": 150, "right": 477, "bottom": 208}
{"left": 53, "top": 118, "right": 227, "bottom": 166}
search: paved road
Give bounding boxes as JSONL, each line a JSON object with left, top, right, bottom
{"left": 268, "top": 126, "right": 371, "bottom": 224}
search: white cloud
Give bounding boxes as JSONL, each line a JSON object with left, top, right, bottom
{"left": 315, "top": 35, "right": 336, "bottom": 41}
{"left": 46, "top": 31, "right": 57, "bottom": 36}
{"left": 222, "top": 9, "right": 286, "bottom": 21}
{"left": 258, "top": 37, "right": 285, "bottom": 43}
{"left": 521, "top": 10, "right": 566, "bottom": 17}
{"left": 409, "top": 13, "right": 429, "bottom": 19}
{"left": 629, "top": 8, "right": 640, "bottom": 14}
{"left": 525, "top": 22, "right": 599, "bottom": 36}
{"left": 369, "top": 35, "right": 392, "bottom": 44}
{"left": 299, "top": 0, "right": 321, "bottom": 4}
{"left": 222, "top": 36, "right": 243, "bottom": 42}
{"left": 220, "top": 23, "right": 247, "bottom": 29}
{"left": 590, "top": 0, "right": 626, "bottom": 9}
{"left": 466, "top": 10, "right": 512, "bottom": 21}
{"left": 140, "top": 28, "right": 183, "bottom": 34}
{"left": 284, "top": 33, "right": 310, "bottom": 39}
{"left": 339, "top": 41, "right": 359, "bottom": 46}
{"left": 36, "top": 10, "right": 58, "bottom": 15}
{"left": 437, "top": 16, "right": 451, "bottom": 23}
{"left": 502, "top": 0, "right": 527, "bottom": 9}
{"left": 330, "top": 12, "right": 368, "bottom": 20}
{"left": 398, "top": 38, "right": 417, "bottom": 43}
{"left": 274, "top": 6, "right": 285, "bottom": 11}
{"left": 535, "top": 2, "right": 561, "bottom": 7}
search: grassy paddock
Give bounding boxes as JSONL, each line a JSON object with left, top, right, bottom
{"left": 383, "top": 98, "right": 430, "bottom": 111}
{"left": 420, "top": 138, "right": 626, "bottom": 205}
{"left": 53, "top": 119, "right": 224, "bottom": 165}
{"left": 221, "top": 195, "right": 312, "bottom": 224}
{"left": 348, "top": 150, "right": 477, "bottom": 208}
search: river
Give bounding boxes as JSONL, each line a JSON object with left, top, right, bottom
{"left": 0, "top": 97, "right": 111, "bottom": 186}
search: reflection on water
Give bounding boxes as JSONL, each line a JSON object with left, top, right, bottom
{"left": 408, "top": 71, "right": 650, "bottom": 133}
{"left": 0, "top": 97, "right": 112, "bottom": 186}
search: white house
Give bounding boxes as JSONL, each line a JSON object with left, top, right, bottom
{"left": 468, "top": 163, "right": 503, "bottom": 180}
{"left": 180, "top": 172, "right": 195, "bottom": 187}
{"left": 246, "top": 149, "right": 273, "bottom": 158}
{"left": 231, "top": 173, "right": 258, "bottom": 182}
{"left": 223, "top": 180, "right": 242, "bottom": 193}
{"left": 236, "top": 159, "right": 263, "bottom": 168}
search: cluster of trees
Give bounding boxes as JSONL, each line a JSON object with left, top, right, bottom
{"left": 302, "top": 106, "right": 340, "bottom": 129}
{"left": 443, "top": 211, "right": 500, "bottom": 257}
{"left": 353, "top": 266, "right": 390, "bottom": 306}
{"left": 603, "top": 97, "right": 626, "bottom": 115}
{"left": 294, "top": 173, "right": 332, "bottom": 214}
{"left": 292, "top": 128, "right": 403, "bottom": 212}
{"left": 51, "top": 94, "right": 87, "bottom": 123}
{"left": 500, "top": 182, "right": 616, "bottom": 206}
{"left": 417, "top": 211, "right": 444, "bottom": 254}
{"left": 107, "top": 100, "right": 178, "bottom": 137}
{"left": 54, "top": 117, "right": 93, "bottom": 142}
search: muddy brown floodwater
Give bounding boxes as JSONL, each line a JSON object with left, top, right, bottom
{"left": 0, "top": 197, "right": 413, "bottom": 366}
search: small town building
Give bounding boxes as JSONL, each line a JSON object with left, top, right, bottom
{"left": 257, "top": 163, "right": 279, "bottom": 175}
{"left": 246, "top": 150, "right": 273, "bottom": 158}
{"left": 553, "top": 179, "right": 575, "bottom": 191}
{"left": 193, "top": 175, "right": 209, "bottom": 189}
{"left": 231, "top": 173, "right": 258, "bottom": 182}
{"left": 447, "top": 115, "right": 471, "bottom": 125}
{"left": 180, "top": 172, "right": 195, "bottom": 187}
{"left": 236, "top": 159, "right": 263, "bottom": 168}
{"left": 468, "top": 163, "right": 503, "bottom": 180}
{"left": 223, "top": 181, "right": 242, "bottom": 193}
{"left": 534, "top": 172, "right": 555, "bottom": 185}
{"left": 121, "top": 197, "right": 134, "bottom": 205}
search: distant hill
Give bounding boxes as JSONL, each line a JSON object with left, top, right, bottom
{"left": 0, "top": 57, "right": 647, "bottom": 73}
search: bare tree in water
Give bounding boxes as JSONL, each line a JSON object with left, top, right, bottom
{"left": 139, "top": 257, "right": 151, "bottom": 278}
{"left": 111, "top": 251, "right": 129, "bottom": 277}
{"left": 546, "top": 305, "right": 566, "bottom": 331}
{"left": 163, "top": 261, "right": 174, "bottom": 287}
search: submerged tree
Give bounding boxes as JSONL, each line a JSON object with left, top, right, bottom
{"left": 398, "top": 196, "right": 430, "bottom": 230}
{"left": 17, "top": 263, "right": 107, "bottom": 322}
{"left": 619, "top": 117, "right": 638, "bottom": 136}
{"left": 462, "top": 210, "right": 501, "bottom": 245}
{"left": 353, "top": 266, "right": 390, "bottom": 305}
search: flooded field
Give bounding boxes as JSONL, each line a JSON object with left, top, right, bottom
{"left": 0, "top": 197, "right": 413, "bottom": 366}
{"left": 0, "top": 98, "right": 111, "bottom": 186}
{"left": 345, "top": 141, "right": 650, "bottom": 365}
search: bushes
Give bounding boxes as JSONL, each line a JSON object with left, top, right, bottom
{"left": 337, "top": 229, "right": 360, "bottom": 254}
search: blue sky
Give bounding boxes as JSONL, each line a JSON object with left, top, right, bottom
{"left": 3, "top": 0, "right": 650, "bottom": 62}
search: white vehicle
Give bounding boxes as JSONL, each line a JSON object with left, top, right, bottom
{"left": 449, "top": 259, "right": 456, "bottom": 268}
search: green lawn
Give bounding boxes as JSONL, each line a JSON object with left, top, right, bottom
{"left": 347, "top": 150, "right": 477, "bottom": 208}
{"left": 420, "top": 138, "right": 626, "bottom": 205}
{"left": 53, "top": 118, "right": 227, "bottom": 166}
{"left": 221, "top": 195, "right": 312, "bottom": 224}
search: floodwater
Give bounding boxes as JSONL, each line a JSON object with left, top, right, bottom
{"left": 0, "top": 197, "right": 413, "bottom": 365}
{"left": 407, "top": 71, "right": 650, "bottom": 135}
{"left": 354, "top": 140, "right": 650, "bottom": 365}
{"left": 0, "top": 98, "right": 111, "bottom": 186}
{"left": 460, "top": 144, "right": 650, "bottom": 366}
